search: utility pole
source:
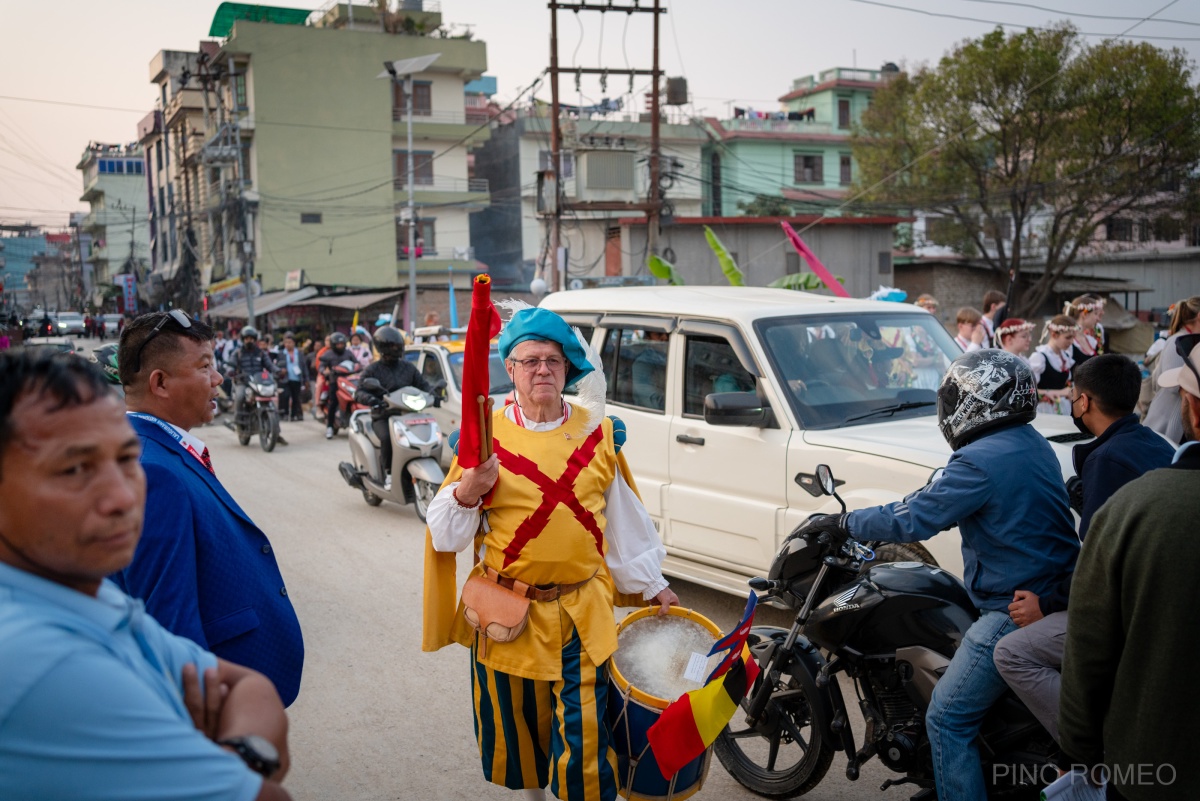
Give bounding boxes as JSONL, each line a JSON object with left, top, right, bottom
{"left": 545, "top": 2, "right": 665, "bottom": 290}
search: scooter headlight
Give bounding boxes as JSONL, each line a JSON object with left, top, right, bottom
{"left": 401, "top": 392, "right": 427, "bottom": 411}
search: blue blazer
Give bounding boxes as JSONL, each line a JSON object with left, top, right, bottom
{"left": 113, "top": 415, "right": 304, "bottom": 706}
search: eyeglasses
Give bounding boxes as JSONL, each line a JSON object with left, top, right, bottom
{"left": 1176, "top": 332, "right": 1200, "bottom": 388}
{"left": 509, "top": 356, "right": 567, "bottom": 373}
{"left": 131, "top": 309, "right": 192, "bottom": 374}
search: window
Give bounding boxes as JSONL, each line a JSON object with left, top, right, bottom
{"left": 1153, "top": 215, "right": 1182, "bottom": 242}
{"left": 158, "top": 187, "right": 166, "bottom": 217}
{"left": 164, "top": 131, "right": 169, "bottom": 166}
{"left": 538, "top": 150, "right": 576, "bottom": 179}
{"left": 924, "top": 215, "right": 959, "bottom": 246}
{"left": 397, "top": 219, "right": 436, "bottom": 258}
{"left": 710, "top": 152, "right": 722, "bottom": 214}
{"left": 683, "top": 335, "right": 754, "bottom": 417}
{"left": 599, "top": 327, "right": 669, "bottom": 412}
{"left": 300, "top": 213, "right": 322, "bottom": 224}
{"left": 839, "top": 154, "right": 852, "bottom": 185}
{"left": 983, "top": 215, "right": 1012, "bottom": 242}
{"left": 394, "top": 150, "right": 435, "bottom": 186}
{"left": 156, "top": 142, "right": 163, "bottom": 172}
{"left": 234, "top": 73, "right": 248, "bottom": 110}
{"left": 838, "top": 98, "right": 851, "bottom": 129}
{"left": 393, "top": 80, "right": 432, "bottom": 116}
{"left": 1106, "top": 217, "right": 1134, "bottom": 242}
{"left": 794, "top": 153, "right": 823, "bottom": 184}
{"left": 240, "top": 144, "right": 252, "bottom": 186}
{"left": 421, "top": 352, "right": 445, "bottom": 386}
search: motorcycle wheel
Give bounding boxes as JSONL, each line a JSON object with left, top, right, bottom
{"left": 362, "top": 488, "right": 383, "bottom": 507}
{"left": 713, "top": 662, "right": 834, "bottom": 799}
{"left": 259, "top": 409, "right": 279, "bottom": 452}
{"left": 412, "top": 479, "right": 438, "bottom": 522}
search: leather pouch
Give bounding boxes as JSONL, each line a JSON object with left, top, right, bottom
{"left": 461, "top": 574, "right": 531, "bottom": 657}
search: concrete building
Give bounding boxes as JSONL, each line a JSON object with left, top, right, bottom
{"left": 620, "top": 215, "right": 906, "bottom": 297}
{"left": 700, "top": 66, "right": 891, "bottom": 216}
{"left": 76, "top": 142, "right": 151, "bottom": 301}
{"left": 0, "top": 227, "right": 47, "bottom": 313}
{"left": 471, "top": 104, "right": 706, "bottom": 287}
{"left": 200, "top": 0, "right": 492, "bottom": 311}
{"left": 138, "top": 45, "right": 218, "bottom": 311}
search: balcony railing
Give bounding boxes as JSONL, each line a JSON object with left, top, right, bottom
{"left": 721, "top": 117, "right": 836, "bottom": 135}
{"left": 393, "top": 175, "right": 489, "bottom": 193}
{"left": 392, "top": 107, "right": 492, "bottom": 125}
{"left": 396, "top": 245, "right": 439, "bottom": 260}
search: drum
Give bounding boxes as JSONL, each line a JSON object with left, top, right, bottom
{"left": 607, "top": 606, "right": 722, "bottom": 801}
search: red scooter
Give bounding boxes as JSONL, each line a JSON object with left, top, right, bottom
{"left": 322, "top": 359, "right": 368, "bottom": 435}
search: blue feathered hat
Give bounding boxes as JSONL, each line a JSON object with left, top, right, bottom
{"left": 498, "top": 307, "right": 594, "bottom": 388}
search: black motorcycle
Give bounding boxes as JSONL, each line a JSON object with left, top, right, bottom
{"left": 715, "top": 464, "right": 1055, "bottom": 800}
{"left": 232, "top": 369, "right": 281, "bottom": 452}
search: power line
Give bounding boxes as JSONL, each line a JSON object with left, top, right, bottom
{"left": 0, "top": 95, "right": 146, "bottom": 114}
{"left": 957, "top": 0, "right": 1200, "bottom": 27}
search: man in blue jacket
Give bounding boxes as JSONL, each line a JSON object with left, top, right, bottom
{"left": 993, "top": 354, "right": 1173, "bottom": 742}
{"left": 804, "top": 350, "right": 1079, "bottom": 801}
{"left": 115, "top": 311, "right": 304, "bottom": 706}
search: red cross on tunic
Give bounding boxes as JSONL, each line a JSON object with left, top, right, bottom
{"left": 493, "top": 426, "right": 607, "bottom": 569}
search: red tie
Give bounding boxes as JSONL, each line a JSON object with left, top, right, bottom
{"left": 200, "top": 447, "right": 215, "bottom": 475}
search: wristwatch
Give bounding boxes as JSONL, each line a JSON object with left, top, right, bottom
{"left": 218, "top": 735, "right": 280, "bottom": 777}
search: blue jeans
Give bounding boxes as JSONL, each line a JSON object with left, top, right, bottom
{"left": 926, "top": 610, "right": 1016, "bottom": 801}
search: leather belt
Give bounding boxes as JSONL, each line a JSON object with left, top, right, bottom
{"left": 485, "top": 567, "right": 594, "bottom": 602}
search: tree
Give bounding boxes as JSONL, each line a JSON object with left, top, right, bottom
{"left": 852, "top": 25, "right": 1200, "bottom": 316}
{"left": 736, "top": 194, "right": 796, "bottom": 217}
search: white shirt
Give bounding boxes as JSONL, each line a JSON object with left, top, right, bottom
{"left": 125, "top": 412, "right": 208, "bottom": 467}
{"left": 1028, "top": 345, "right": 1074, "bottom": 385}
{"left": 954, "top": 335, "right": 982, "bottom": 353}
{"left": 426, "top": 405, "right": 669, "bottom": 601}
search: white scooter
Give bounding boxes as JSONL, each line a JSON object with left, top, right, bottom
{"left": 338, "top": 380, "right": 446, "bottom": 520}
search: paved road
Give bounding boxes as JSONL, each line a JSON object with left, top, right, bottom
{"left": 192, "top": 411, "right": 908, "bottom": 801}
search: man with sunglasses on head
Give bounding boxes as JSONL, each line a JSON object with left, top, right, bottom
{"left": 115, "top": 311, "right": 305, "bottom": 707}
{"left": 1059, "top": 334, "right": 1200, "bottom": 800}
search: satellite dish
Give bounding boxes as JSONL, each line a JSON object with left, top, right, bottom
{"left": 569, "top": 278, "right": 584, "bottom": 291}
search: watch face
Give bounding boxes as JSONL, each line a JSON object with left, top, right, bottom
{"left": 223, "top": 735, "right": 280, "bottom": 777}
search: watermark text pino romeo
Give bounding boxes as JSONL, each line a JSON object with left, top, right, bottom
{"left": 992, "top": 763, "right": 1177, "bottom": 787}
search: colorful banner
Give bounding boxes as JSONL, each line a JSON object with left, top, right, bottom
{"left": 781, "top": 221, "right": 851, "bottom": 298}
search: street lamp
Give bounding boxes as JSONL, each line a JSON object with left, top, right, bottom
{"left": 379, "top": 52, "right": 441, "bottom": 333}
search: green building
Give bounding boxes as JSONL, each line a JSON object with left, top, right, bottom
{"left": 203, "top": 0, "right": 491, "bottom": 298}
{"left": 700, "top": 66, "right": 894, "bottom": 216}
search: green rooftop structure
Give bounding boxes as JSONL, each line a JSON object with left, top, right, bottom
{"left": 209, "top": 3, "right": 312, "bottom": 38}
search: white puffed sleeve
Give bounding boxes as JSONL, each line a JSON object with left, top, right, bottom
{"left": 603, "top": 471, "right": 669, "bottom": 600}
{"left": 427, "top": 481, "right": 481, "bottom": 553}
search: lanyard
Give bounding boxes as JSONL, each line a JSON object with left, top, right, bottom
{"left": 127, "top": 412, "right": 208, "bottom": 468}
{"left": 511, "top": 399, "right": 568, "bottom": 429}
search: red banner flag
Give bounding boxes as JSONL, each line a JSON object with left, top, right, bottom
{"left": 456, "top": 274, "right": 503, "bottom": 469}
{"left": 781, "top": 221, "right": 851, "bottom": 298}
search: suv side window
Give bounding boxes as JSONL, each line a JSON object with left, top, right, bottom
{"left": 599, "top": 327, "right": 668, "bottom": 412}
{"left": 683, "top": 335, "right": 755, "bottom": 417}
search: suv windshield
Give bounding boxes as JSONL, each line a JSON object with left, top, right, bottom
{"left": 755, "top": 312, "right": 960, "bottom": 429}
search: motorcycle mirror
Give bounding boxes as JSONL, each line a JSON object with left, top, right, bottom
{"left": 815, "top": 464, "right": 836, "bottom": 496}
{"left": 928, "top": 467, "right": 945, "bottom": 485}
{"left": 362, "top": 377, "right": 384, "bottom": 392}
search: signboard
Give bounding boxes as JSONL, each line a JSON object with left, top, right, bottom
{"left": 114, "top": 274, "right": 138, "bottom": 315}
{"left": 284, "top": 270, "right": 305, "bottom": 291}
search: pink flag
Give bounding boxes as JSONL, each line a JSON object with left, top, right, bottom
{"left": 781, "top": 222, "right": 851, "bottom": 298}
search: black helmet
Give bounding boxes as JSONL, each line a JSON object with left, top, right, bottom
{"left": 937, "top": 349, "right": 1036, "bottom": 450}
{"left": 374, "top": 326, "right": 405, "bottom": 361}
{"left": 330, "top": 332, "right": 348, "bottom": 352}
{"left": 90, "top": 343, "right": 121, "bottom": 386}
{"left": 241, "top": 326, "right": 259, "bottom": 341}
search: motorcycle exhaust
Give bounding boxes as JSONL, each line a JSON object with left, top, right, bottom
{"left": 338, "top": 461, "right": 365, "bottom": 490}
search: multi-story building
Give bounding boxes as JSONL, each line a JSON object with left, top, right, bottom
{"left": 76, "top": 142, "right": 151, "bottom": 295}
{"left": 471, "top": 105, "right": 706, "bottom": 286}
{"left": 700, "top": 66, "right": 891, "bottom": 216}
{"left": 199, "top": 0, "right": 491, "bottom": 305}
{"left": 138, "top": 46, "right": 217, "bottom": 310}
{"left": 0, "top": 226, "right": 46, "bottom": 313}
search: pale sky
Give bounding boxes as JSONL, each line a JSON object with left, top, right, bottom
{"left": 1, "top": 0, "right": 1197, "bottom": 229}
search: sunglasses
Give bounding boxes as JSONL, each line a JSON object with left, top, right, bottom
{"left": 131, "top": 309, "right": 192, "bottom": 374}
{"left": 1176, "top": 332, "right": 1200, "bottom": 388}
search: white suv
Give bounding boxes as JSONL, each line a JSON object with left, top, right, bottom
{"left": 541, "top": 287, "right": 1081, "bottom": 596}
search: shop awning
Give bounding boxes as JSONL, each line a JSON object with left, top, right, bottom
{"left": 293, "top": 290, "right": 403, "bottom": 310}
{"left": 208, "top": 286, "right": 318, "bottom": 319}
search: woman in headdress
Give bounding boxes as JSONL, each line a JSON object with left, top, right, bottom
{"left": 996, "top": 318, "right": 1035, "bottom": 363}
{"left": 1029, "top": 315, "right": 1080, "bottom": 415}
{"left": 1063, "top": 295, "right": 1105, "bottom": 366}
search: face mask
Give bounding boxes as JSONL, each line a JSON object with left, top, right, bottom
{"left": 1072, "top": 404, "right": 1092, "bottom": 436}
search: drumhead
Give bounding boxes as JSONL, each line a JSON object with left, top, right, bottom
{"left": 612, "top": 611, "right": 720, "bottom": 703}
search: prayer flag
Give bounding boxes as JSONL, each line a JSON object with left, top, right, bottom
{"left": 781, "top": 221, "right": 851, "bottom": 298}
{"left": 456, "top": 274, "right": 502, "bottom": 469}
{"left": 646, "top": 595, "right": 761, "bottom": 779}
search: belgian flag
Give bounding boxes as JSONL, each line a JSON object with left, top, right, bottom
{"left": 646, "top": 595, "right": 760, "bottom": 779}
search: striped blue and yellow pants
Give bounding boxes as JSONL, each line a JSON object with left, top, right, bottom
{"left": 471, "top": 627, "right": 618, "bottom": 801}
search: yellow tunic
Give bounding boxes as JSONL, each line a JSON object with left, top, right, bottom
{"left": 423, "top": 404, "right": 643, "bottom": 682}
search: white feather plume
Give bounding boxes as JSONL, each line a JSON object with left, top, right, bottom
{"left": 495, "top": 297, "right": 606, "bottom": 435}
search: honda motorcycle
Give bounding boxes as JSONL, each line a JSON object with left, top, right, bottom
{"left": 338, "top": 381, "right": 446, "bottom": 520}
{"left": 715, "top": 464, "right": 1056, "bottom": 800}
{"left": 233, "top": 369, "right": 282, "bottom": 452}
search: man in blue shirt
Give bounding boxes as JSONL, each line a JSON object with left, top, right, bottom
{"left": 803, "top": 350, "right": 1079, "bottom": 801}
{"left": 0, "top": 349, "right": 292, "bottom": 800}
